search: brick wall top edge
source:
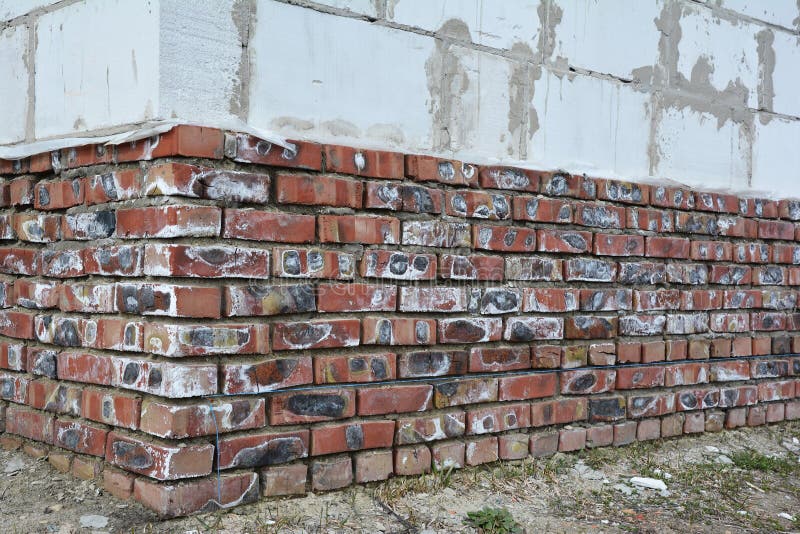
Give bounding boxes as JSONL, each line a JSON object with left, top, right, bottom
{"left": 1, "top": 125, "right": 798, "bottom": 213}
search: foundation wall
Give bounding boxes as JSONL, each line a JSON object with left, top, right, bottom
{"left": 0, "top": 125, "right": 798, "bottom": 516}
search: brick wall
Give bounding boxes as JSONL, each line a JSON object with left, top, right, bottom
{"left": 0, "top": 125, "right": 798, "bottom": 517}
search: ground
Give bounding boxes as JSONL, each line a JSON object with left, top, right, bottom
{"left": 2, "top": 423, "right": 800, "bottom": 533}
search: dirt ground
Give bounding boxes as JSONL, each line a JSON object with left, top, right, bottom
{"left": 2, "top": 422, "right": 800, "bottom": 533}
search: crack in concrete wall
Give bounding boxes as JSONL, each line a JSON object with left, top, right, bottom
{"left": 424, "top": 19, "right": 472, "bottom": 153}
{"left": 230, "top": 0, "right": 255, "bottom": 121}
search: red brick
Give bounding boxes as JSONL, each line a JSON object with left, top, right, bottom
{"left": 276, "top": 173, "right": 362, "bottom": 208}
{"left": 134, "top": 472, "right": 259, "bottom": 518}
{"left": 650, "top": 185, "right": 694, "bottom": 209}
{"left": 691, "top": 240, "right": 733, "bottom": 261}
{"left": 223, "top": 283, "right": 315, "bottom": 317}
{"left": 217, "top": 430, "right": 308, "bottom": 469}
{"left": 473, "top": 224, "right": 536, "bottom": 252}
{"left": 85, "top": 169, "right": 142, "bottom": 204}
{"left": 561, "top": 369, "right": 617, "bottom": 394}
{"left": 445, "top": 190, "right": 511, "bottom": 220}
{"left": 565, "top": 316, "right": 617, "bottom": 339}
{"left": 115, "top": 283, "right": 220, "bottom": 318}
{"left": 116, "top": 125, "right": 224, "bottom": 162}
{"left": 324, "top": 145, "right": 404, "bottom": 179}
{"left": 140, "top": 398, "right": 265, "bottom": 439}
{"left": 223, "top": 209, "right": 315, "bottom": 243}
{"left": 363, "top": 182, "right": 443, "bottom": 213}
{"left": 735, "top": 243, "right": 771, "bottom": 263}
{"left": 11, "top": 213, "right": 60, "bottom": 242}
{"left": 53, "top": 419, "right": 107, "bottom": 456}
{"left": 143, "top": 244, "right": 269, "bottom": 278}
{"left": 629, "top": 207, "right": 674, "bottom": 232}
{"left": 311, "top": 421, "right": 394, "bottom": 455}
{"left": 143, "top": 322, "right": 268, "bottom": 357}
{"left": 143, "top": 162, "right": 270, "bottom": 203}
{"left": 229, "top": 133, "right": 322, "bottom": 170}
{"left": 394, "top": 445, "right": 432, "bottom": 475}
{"left": 434, "top": 378, "right": 498, "bottom": 408}
{"left": 110, "top": 358, "right": 217, "bottom": 398}
{"left": 405, "top": 155, "right": 477, "bottom": 186}
{"left": 220, "top": 357, "right": 313, "bottom": 394}
{"left": 465, "top": 436, "right": 499, "bottom": 466}
{"left": 116, "top": 205, "right": 220, "bottom": 238}
{"left": 397, "top": 350, "right": 468, "bottom": 378}
{"left": 540, "top": 173, "right": 595, "bottom": 199}
{"left": 83, "top": 245, "right": 143, "bottom": 276}
{"left": 574, "top": 202, "right": 626, "bottom": 229}
{"left": 399, "top": 286, "right": 473, "bottom": 313}
{"left": 360, "top": 250, "right": 435, "bottom": 280}
{"left": 637, "top": 419, "right": 661, "bottom": 441}
{"left": 272, "top": 318, "right": 360, "bottom": 350}
{"left": 104, "top": 468, "right": 136, "bottom": 500}
{"left": 402, "top": 221, "right": 471, "bottom": 247}
{"left": 512, "top": 195, "right": 573, "bottom": 223}
{"left": 646, "top": 236, "right": 689, "bottom": 258}
{"left": 60, "top": 281, "right": 115, "bottom": 313}
{"left": 440, "top": 253, "right": 504, "bottom": 281}
{"left": 314, "top": 353, "right": 396, "bottom": 384}
{"left": 537, "top": 229, "right": 592, "bottom": 254}
{"left": 396, "top": 412, "right": 465, "bottom": 444}
{"left": 616, "top": 366, "right": 665, "bottom": 389}
{"left": 354, "top": 450, "right": 394, "bottom": 483}
{"left": 522, "top": 288, "right": 578, "bottom": 312}
{"left": 35, "top": 177, "right": 84, "bottom": 210}
{"left": 593, "top": 233, "right": 644, "bottom": 256}
{"left": 273, "top": 247, "right": 354, "bottom": 279}
{"left": 431, "top": 441, "right": 466, "bottom": 468}
{"left": 269, "top": 389, "right": 356, "bottom": 424}
{"left": 363, "top": 317, "right": 435, "bottom": 345}
{"left": 479, "top": 166, "right": 540, "bottom": 191}
{"left": 439, "top": 317, "right": 502, "bottom": 343}
{"left": 358, "top": 384, "right": 433, "bottom": 415}
{"left": 530, "top": 432, "right": 559, "bottom": 457}
{"left": 5, "top": 406, "right": 53, "bottom": 444}
{"left": 559, "top": 428, "right": 587, "bottom": 452}
{"left": 758, "top": 220, "right": 795, "bottom": 240}
{"left": 317, "top": 283, "right": 396, "bottom": 312}
{"left": 318, "top": 214, "right": 399, "bottom": 244}
{"left": 469, "top": 346, "right": 530, "bottom": 372}
{"left": 261, "top": 464, "right": 307, "bottom": 496}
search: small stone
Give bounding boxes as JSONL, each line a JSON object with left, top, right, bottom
{"left": 4, "top": 457, "right": 25, "bottom": 474}
{"left": 630, "top": 476, "right": 667, "bottom": 491}
{"left": 613, "top": 483, "right": 634, "bottom": 496}
{"left": 79, "top": 514, "right": 109, "bottom": 529}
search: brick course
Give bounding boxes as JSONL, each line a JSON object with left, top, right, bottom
{"left": 0, "top": 125, "right": 799, "bottom": 516}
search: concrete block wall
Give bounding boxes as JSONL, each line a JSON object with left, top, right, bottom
{"left": 0, "top": 125, "right": 799, "bottom": 516}
{"left": 1, "top": 0, "right": 799, "bottom": 198}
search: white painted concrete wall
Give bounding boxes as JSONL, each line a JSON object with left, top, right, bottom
{"left": 1, "top": 0, "right": 799, "bottom": 199}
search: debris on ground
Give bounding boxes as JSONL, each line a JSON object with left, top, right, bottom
{"left": 0, "top": 422, "right": 798, "bottom": 532}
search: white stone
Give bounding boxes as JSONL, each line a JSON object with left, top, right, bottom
{"left": 248, "top": 0, "right": 434, "bottom": 151}
{"left": 630, "top": 476, "right": 668, "bottom": 491}
{"left": 79, "top": 515, "right": 109, "bottom": 529}
{"left": 677, "top": 5, "right": 760, "bottom": 109}
{"left": 771, "top": 30, "right": 800, "bottom": 118}
{"left": 716, "top": 0, "right": 800, "bottom": 31}
{"left": 312, "top": 0, "right": 379, "bottom": 18}
{"left": 530, "top": 70, "right": 651, "bottom": 180}
{"left": 0, "top": 25, "right": 28, "bottom": 144}
{"left": 553, "top": 0, "right": 663, "bottom": 80}
{"left": 652, "top": 106, "right": 750, "bottom": 193}
{"left": 387, "top": 0, "right": 542, "bottom": 52}
{"left": 0, "top": 0, "right": 59, "bottom": 22}
{"left": 752, "top": 116, "right": 800, "bottom": 198}
{"left": 34, "top": 0, "right": 160, "bottom": 138}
